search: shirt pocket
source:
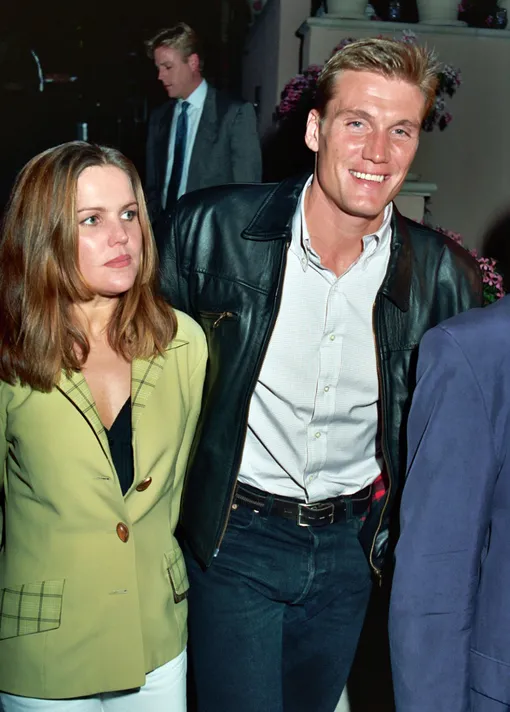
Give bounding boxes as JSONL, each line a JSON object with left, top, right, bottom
{"left": 165, "top": 546, "right": 189, "bottom": 604}
{"left": 0, "top": 579, "right": 65, "bottom": 640}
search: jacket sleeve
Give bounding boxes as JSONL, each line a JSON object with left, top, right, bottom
{"left": 145, "top": 108, "right": 163, "bottom": 223}
{"left": 389, "top": 325, "right": 497, "bottom": 712}
{"left": 438, "top": 241, "right": 483, "bottom": 313}
{"left": 229, "top": 102, "right": 262, "bottom": 183}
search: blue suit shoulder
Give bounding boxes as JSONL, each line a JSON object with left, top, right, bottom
{"left": 423, "top": 295, "right": 510, "bottom": 374}
{"left": 439, "top": 294, "right": 510, "bottom": 340}
{"left": 213, "top": 87, "right": 250, "bottom": 109}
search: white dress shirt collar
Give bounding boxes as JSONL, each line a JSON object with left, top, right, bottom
{"left": 178, "top": 79, "right": 207, "bottom": 111}
{"left": 291, "top": 175, "right": 394, "bottom": 273}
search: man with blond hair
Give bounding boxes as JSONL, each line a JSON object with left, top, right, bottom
{"left": 144, "top": 23, "right": 261, "bottom": 223}
{"left": 156, "top": 38, "right": 482, "bottom": 711}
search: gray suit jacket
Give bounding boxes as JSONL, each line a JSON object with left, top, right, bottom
{"left": 145, "top": 85, "right": 262, "bottom": 222}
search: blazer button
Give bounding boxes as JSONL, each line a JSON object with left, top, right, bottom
{"left": 136, "top": 477, "right": 152, "bottom": 492}
{"left": 116, "top": 522, "right": 129, "bottom": 542}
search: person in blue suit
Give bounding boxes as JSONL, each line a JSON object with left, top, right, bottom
{"left": 390, "top": 294, "right": 510, "bottom": 712}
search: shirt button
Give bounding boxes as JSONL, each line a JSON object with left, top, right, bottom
{"left": 301, "top": 257, "right": 306, "bottom": 265}
{"left": 315, "top": 432, "right": 321, "bottom": 439}
{"left": 329, "top": 334, "right": 335, "bottom": 341}
{"left": 116, "top": 522, "right": 130, "bottom": 543}
{"left": 324, "top": 386, "right": 330, "bottom": 392}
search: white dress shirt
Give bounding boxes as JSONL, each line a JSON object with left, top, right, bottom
{"left": 238, "top": 177, "right": 393, "bottom": 501}
{"left": 162, "top": 79, "right": 208, "bottom": 208}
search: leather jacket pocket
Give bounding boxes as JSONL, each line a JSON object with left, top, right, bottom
{"left": 165, "top": 546, "right": 189, "bottom": 604}
{"left": 199, "top": 311, "right": 238, "bottom": 329}
{"left": 0, "top": 579, "right": 65, "bottom": 640}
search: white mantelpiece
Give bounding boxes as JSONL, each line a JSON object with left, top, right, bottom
{"left": 396, "top": 181, "right": 437, "bottom": 224}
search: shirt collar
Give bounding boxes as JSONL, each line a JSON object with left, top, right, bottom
{"left": 178, "top": 79, "right": 207, "bottom": 111}
{"left": 291, "top": 176, "right": 394, "bottom": 272}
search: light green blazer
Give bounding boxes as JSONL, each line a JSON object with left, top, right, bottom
{"left": 0, "top": 310, "right": 207, "bottom": 699}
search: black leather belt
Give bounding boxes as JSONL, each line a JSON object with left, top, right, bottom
{"left": 233, "top": 481, "right": 372, "bottom": 527}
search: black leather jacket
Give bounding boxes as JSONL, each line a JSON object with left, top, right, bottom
{"left": 156, "top": 175, "right": 482, "bottom": 577}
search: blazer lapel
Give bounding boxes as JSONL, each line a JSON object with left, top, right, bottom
{"left": 57, "top": 335, "right": 190, "bottom": 480}
{"left": 131, "top": 335, "right": 189, "bottom": 432}
{"left": 131, "top": 353, "right": 166, "bottom": 432}
{"left": 187, "top": 86, "right": 219, "bottom": 192}
{"left": 57, "top": 370, "right": 113, "bottom": 470}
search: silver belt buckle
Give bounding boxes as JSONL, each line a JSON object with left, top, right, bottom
{"left": 297, "top": 502, "right": 335, "bottom": 526}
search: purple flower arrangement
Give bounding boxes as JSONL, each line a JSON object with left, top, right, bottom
{"left": 422, "top": 63, "right": 462, "bottom": 132}
{"left": 434, "top": 226, "right": 505, "bottom": 304}
{"left": 275, "top": 65, "right": 322, "bottom": 122}
{"left": 276, "top": 31, "right": 462, "bottom": 133}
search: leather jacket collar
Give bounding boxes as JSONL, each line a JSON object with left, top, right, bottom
{"left": 242, "top": 172, "right": 412, "bottom": 312}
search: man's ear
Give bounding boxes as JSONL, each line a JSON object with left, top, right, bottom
{"left": 305, "top": 109, "right": 321, "bottom": 154}
{"left": 188, "top": 53, "right": 200, "bottom": 73}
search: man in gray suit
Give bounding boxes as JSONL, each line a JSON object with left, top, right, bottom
{"left": 145, "top": 23, "right": 262, "bottom": 223}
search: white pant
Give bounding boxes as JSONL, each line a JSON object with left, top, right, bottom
{"left": 0, "top": 650, "right": 186, "bottom": 712}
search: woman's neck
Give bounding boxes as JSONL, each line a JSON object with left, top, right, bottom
{"left": 73, "top": 296, "right": 119, "bottom": 343}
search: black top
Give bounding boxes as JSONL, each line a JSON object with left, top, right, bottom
{"left": 106, "top": 398, "right": 134, "bottom": 496}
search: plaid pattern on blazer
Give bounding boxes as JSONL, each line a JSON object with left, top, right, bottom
{"left": 0, "top": 580, "right": 65, "bottom": 640}
{"left": 165, "top": 549, "right": 189, "bottom": 604}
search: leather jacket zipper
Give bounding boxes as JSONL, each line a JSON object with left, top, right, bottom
{"left": 369, "top": 294, "right": 393, "bottom": 583}
{"left": 214, "top": 241, "right": 290, "bottom": 556}
{"left": 200, "top": 311, "right": 237, "bottom": 328}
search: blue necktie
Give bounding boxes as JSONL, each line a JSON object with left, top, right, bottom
{"left": 165, "top": 100, "right": 189, "bottom": 210}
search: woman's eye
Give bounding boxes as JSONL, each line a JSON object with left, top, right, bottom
{"left": 81, "top": 215, "right": 98, "bottom": 226}
{"left": 121, "top": 210, "right": 138, "bottom": 221}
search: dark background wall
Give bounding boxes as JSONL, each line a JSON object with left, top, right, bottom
{"left": 0, "top": 0, "right": 252, "bottom": 212}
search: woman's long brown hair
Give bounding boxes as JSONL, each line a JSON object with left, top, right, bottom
{"left": 0, "top": 141, "right": 177, "bottom": 392}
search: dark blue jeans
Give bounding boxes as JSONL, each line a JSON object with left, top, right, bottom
{"left": 184, "top": 499, "right": 373, "bottom": 712}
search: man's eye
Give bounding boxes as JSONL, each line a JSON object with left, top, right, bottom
{"left": 394, "top": 128, "right": 411, "bottom": 138}
{"left": 347, "top": 121, "right": 364, "bottom": 129}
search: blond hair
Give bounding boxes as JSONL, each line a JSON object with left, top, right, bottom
{"left": 0, "top": 141, "right": 177, "bottom": 391}
{"left": 145, "top": 23, "right": 203, "bottom": 70}
{"left": 316, "top": 38, "right": 439, "bottom": 118}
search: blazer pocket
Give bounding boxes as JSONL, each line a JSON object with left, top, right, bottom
{"left": 0, "top": 579, "right": 65, "bottom": 640}
{"left": 165, "top": 547, "right": 189, "bottom": 604}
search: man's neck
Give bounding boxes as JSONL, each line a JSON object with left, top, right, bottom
{"left": 303, "top": 179, "right": 386, "bottom": 277}
{"left": 180, "top": 76, "right": 203, "bottom": 101}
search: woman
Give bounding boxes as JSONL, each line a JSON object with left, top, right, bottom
{"left": 0, "top": 141, "right": 207, "bottom": 710}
